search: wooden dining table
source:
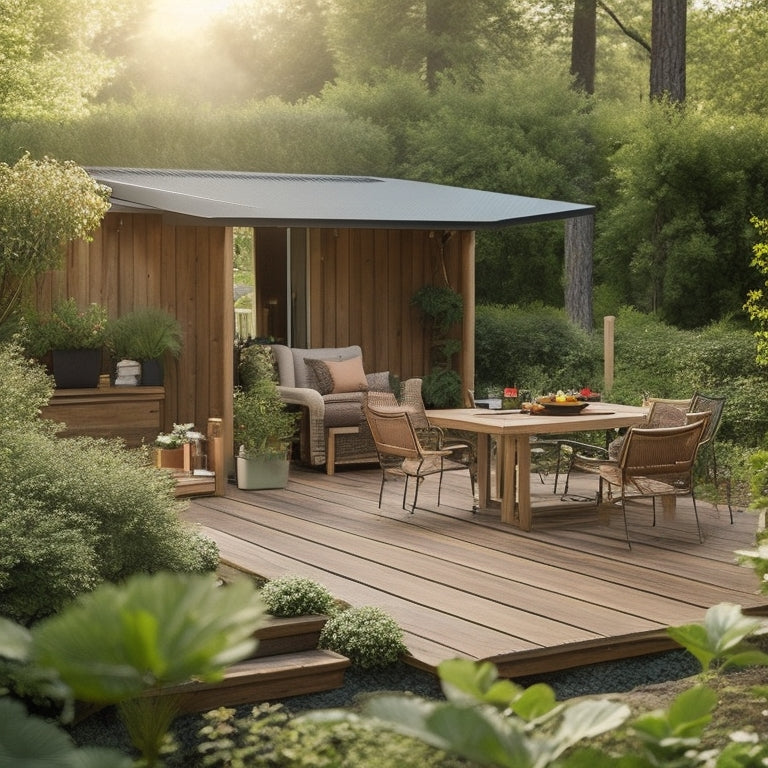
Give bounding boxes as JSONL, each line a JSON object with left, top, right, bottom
{"left": 427, "top": 402, "right": 648, "bottom": 530}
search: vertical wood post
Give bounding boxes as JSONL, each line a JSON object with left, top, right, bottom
{"left": 604, "top": 315, "right": 615, "bottom": 393}
{"left": 207, "top": 417, "right": 225, "bottom": 496}
{"left": 461, "top": 231, "right": 475, "bottom": 405}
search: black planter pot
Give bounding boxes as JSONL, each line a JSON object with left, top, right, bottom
{"left": 141, "top": 358, "right": 164, "bottom": 386}
{"left": 52, "top": 348, "right": 102, "bottom": 389}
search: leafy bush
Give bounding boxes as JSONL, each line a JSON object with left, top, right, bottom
{"left": 319, "top": 606, "right": 407, "bottom": 669}
{"left": 238, "top": 343, "right": 279, "bottom": 390}
{"left": 422, "top": 368, "right": 463, "bottom": 410}
{"left": 0, "top": 429, "right": 219, "bottom": 624}
{"left": 0, "top": 342, "right": 54, "bottom": 433}
{"left": 474, "top": 303, "right": 601, "bottom": 397}
{"left": 260, "top": 575, "right": 336, "bottom": 617}
{"left": 0, "top": 155, "right": 111, "bottom": 333}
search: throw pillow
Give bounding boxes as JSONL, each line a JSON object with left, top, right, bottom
{"left": 324, "top": 356, "right": 369, "bottom": 394}
{"left": 304, "top": 358, "right": 334, "bottom": 395}
{"left": 366, "top": 370, "right": 391, "bottom": 392}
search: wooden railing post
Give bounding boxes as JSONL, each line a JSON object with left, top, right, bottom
{"left": 207, "top": 417, "right": 225, "bottom": 496}
{"left": 604, "top": 315, "right": 615, "bottom": 392}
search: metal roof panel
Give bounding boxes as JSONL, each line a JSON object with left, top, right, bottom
{"left": 88, "top": 168, "right": 594, "bottom": 229}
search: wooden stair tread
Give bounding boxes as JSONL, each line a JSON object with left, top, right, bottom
{"left": 173, "top": 472, "right": 216, "bottom": 497}
{"left": 145, "top": 650, "right": 350, "bottom": 712}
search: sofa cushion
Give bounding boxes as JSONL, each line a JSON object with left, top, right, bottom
{"left": 366, "top": 370, "right": 391, "bottom": 392}
{"left": 324, "top": 356, "right": 369, "bottom": 394}
{"left": 304, "top": 358, "right": 335, "bottom": 395}
{"left": 323, "top": 392, "right": 365, "bottom": 427}
{"left": 290, "top": 345, "right": 363, "bottom": 389}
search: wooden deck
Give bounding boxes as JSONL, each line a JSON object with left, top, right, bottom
{"left": 183, "top": 463, "right": 768, "bottom": 679}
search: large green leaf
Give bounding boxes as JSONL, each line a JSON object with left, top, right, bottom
{"left": 366, "top": 694, "right": 533, "bottom": 768}
{"left": 667, "top": 603, "right": 768, "bottom": 672}
{"left": 438, "top": 658, "right": 524, "bottom": 708}
{"left": 31, "top": 572, "right": 265, "bottom": 702}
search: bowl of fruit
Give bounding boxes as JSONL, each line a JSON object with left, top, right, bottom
{"left": 533, "top": 391, "right": 590, "bottom": 415}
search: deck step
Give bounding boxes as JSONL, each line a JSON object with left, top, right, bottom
{"left": 147, "top": 650, "right": 351, "bottom": 713}
{"left": 253, "top": 614, "right": 327, "bottom": 657}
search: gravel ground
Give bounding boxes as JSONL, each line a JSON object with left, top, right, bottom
{"left": 71, "top": 647, "right": 700, "bottom": 760}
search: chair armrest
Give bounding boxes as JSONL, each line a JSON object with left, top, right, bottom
{"left": 277, "top": 385, "right": 326, "bottom": 466}
{"left": 277, "top": 385, "right": 325, "bottom": 417}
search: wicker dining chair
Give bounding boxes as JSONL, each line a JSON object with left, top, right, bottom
{"left": 400, "top": 378, "right": 477, "bottom": 505}
{"left": 596, "top": 419, "right": 707, "bottom": 549}
{"left": 556, "top": 400, "right": 690, "bottom": 499}
{"left": 363, "top": 401, "right": 474, "bottom": 513}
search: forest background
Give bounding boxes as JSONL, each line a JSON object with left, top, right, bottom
{"left": 4, "top": 0, "right": 768, "bottom": 328}
{"left": 5, "top": 0, "right": 768, "bottom": 499}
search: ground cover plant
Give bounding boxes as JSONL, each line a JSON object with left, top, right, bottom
{"left": 305, "top": 604, "right": 768, "bottom": 768}
{"left": 318, "top": 606, "right": 408, "bottom": 669}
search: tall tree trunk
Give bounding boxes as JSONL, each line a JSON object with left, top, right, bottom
{"left": 571, "top": 0, "right": 597, "bottom": 94}
{"left": 650, "top": 0, "right": 686, "bottom": 102}
{"left": 564, "top": 215, "right": 594, "bottom": 332}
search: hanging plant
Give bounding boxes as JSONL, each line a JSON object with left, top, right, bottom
{"left": 412, "top": 284, "right": 464, "bottom": 408}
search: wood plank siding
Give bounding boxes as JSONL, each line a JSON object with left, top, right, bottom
{"left": 308, "top": 227, "right": 472, "bottom": 382}
{"left": 35, "top": 213, "right": 234, "bottom": 458}
{"left": 36, "top": 214, "right": 472, "bottom": 468}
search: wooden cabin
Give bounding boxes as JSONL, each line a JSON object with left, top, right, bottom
{"left": 35, "top": 169, "right": 593, "bottom": 471}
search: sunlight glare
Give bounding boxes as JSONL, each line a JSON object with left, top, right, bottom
{"left": 147, "top": 0, "right": 240, "bottom": 39}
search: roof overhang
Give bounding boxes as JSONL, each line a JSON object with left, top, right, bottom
{"left": 89, "top": 168, "right": 594, "bottom": 230}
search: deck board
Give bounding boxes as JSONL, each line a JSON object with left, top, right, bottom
{"left": 183, "top": 464, "right": 768, "bottom": 678}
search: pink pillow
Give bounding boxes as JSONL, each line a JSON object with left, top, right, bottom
{"left": 324, "top": 357, "right": 369, "bottom": 394}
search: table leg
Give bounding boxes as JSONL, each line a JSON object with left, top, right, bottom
{"left": 477, "top": 433, "right": 491, "bottom": 508}
{"left": 516, "top": 435, "right": 532, "bottom": 530}
{"left": 500, "top": 435, "right": 517, "bottom": 524}
{"left": 496, "top": 437, "right": 504, "bottom": 497}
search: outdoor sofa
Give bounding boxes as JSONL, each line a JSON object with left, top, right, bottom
{"left": 269, "top": 344, "right": 391, "bottom": 470}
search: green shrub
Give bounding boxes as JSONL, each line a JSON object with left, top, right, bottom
{"left": 0, "top": 342, "right": 54, "bottom": 432}
{"left": 260, "top": 575, "right": 336, "bottom": 617}
{"left": 319, "top": 606, "right": 407, "bottom": 669}
{"left": 0, "top": 429, "right": 219, "bottom": 624}
{"left": 474, "top": 303, "right": 601, "bottom": 396}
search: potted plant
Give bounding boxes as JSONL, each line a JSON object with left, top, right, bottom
{"left": 106, "top": 306, "right": 183, "bottom": 385}
{"left": 22, "top": 298, "right": 109, "bottom": 388}
{"left": 153, "top": 422, "right": 198, "bottom": 470}
{"left": 233, "top": 350, "right": 300, "bottom": 489}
